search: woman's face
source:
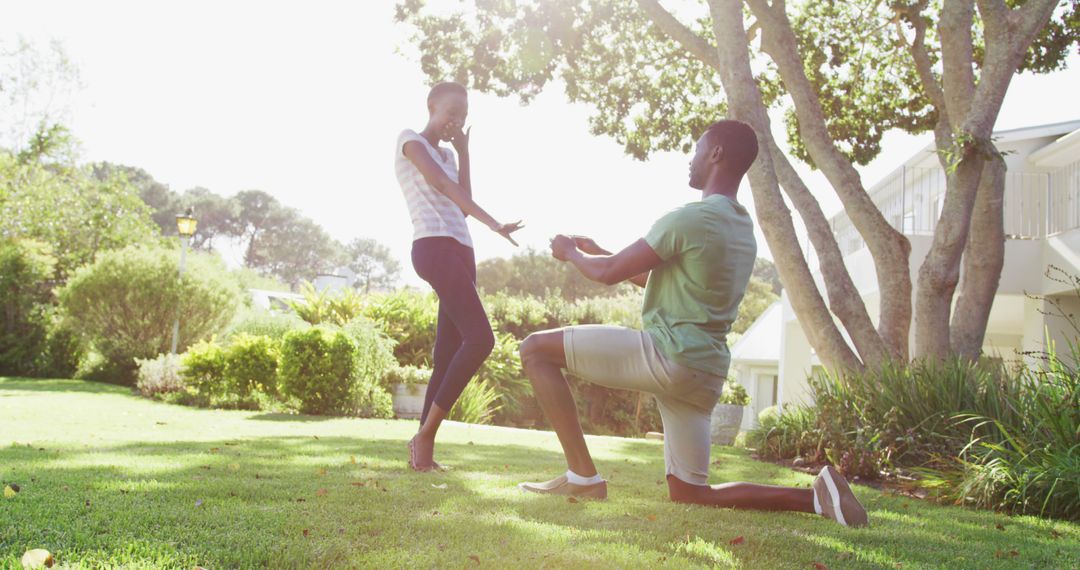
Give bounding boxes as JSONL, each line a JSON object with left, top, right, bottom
{"left": 430, "top": 92, "right": 469, "bottom": 141}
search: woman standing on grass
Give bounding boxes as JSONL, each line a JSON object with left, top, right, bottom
{"left": 394, "top": 81, "right": 523, "bottom": 471}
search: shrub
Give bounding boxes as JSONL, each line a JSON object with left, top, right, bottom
{"left": 920, "top": 340, "right": 1080, "bottom": 521}
{"left": 225, "top": 307, "right": 308, "bottom": 341}
{"left": 362, "top": 290, "right": 438, "bottom": 367}
{"left": 38, "top": 314, "right": 84, "bottom": 378}
{"left": 59, "top": 245, "right": 243, "bottom": 384}
{"left": 135, "top": 353, "right": 186, "bottom": 397}
{"left": 278, "top": 327, "right": 358, "bottom": 415}
{"left": 0, "top": 238, "right": 56, "bottom": 376}
{"left": 223, "top": 333, "right": 279, "bottom": 397}
{"left": 718, "top": 380, "right": 750, "bottom": 406}
{"left": 180, "top": 340, "right": 228, "bottom": 398}
{"left": 383, "top": 364, "right": 432, "bottom": 386}
{"left": 478, "top": 332, "right": 533, "bottom": 425}
{"left": 342, "top": 318, "right": 397, "bottom": 385}
{"left": 288, "top": 283, "right": 366, "bottom": 326}
{"left": 745, "top": 404, "right": 822, "bottom": 461}
{"left": 448, "top": 379, "right": 501, "bottom": 425}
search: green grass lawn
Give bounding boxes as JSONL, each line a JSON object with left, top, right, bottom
{"left": 1, "top": 378, "right": 1077, "bottom": 569}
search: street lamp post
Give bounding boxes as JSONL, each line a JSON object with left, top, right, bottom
{"left": 170, "top": 208, "right": 198, "bottom": 355}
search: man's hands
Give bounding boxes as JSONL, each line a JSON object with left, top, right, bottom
{"left": 569, "top": 235, "right": 608, "bottom": 256}
{"left": 550, "top": 234, "right": 577, "bottom": 261}
{"left": 494, "top": 220, "right": 524, "bottom": 246}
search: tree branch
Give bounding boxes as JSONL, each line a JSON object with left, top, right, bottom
{"left": 769, "top": 139, "right": 893, "bottom": 364}
{"left": 745, "top": 0, "right": 913, "bottom": 358}
{"left": 636, "top": 0, "right": 721, "bottom": 70}
{"left": 705, "top": 0, "right": 862, "bottom": 371}
{"left": 895, "top": 0, "right": 948, "bottom": 117}
{"left": 939, "top": 0, "right": 977, "bottom": 122}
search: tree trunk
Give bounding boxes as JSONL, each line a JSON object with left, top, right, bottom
{"left": 747, "top": 0, "right": 913, "bottom": 361}
{"left": 915, "top": 151, "right": 985, "bottom": 359}
{"left": 706, "top": 0, "right": 861, "bottom": 371}
{"left": 768, "top": 141, "right": 892, "bottom": 366}
{"left": 950, "top": 156, "right": 1006, "bottom": 358}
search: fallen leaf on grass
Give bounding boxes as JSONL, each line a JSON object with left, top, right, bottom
{"left": 567, "top": 497, "right": 579, "bottom": 504}
{"left": 468, "top": 554, "right": 480, "bottom": 565}
{"left": 317, "top": 468, "right": 327, "bottom": 477}
{"left": 3, "top": 485, "right": 16, "bottom": 499}
{"left": 994, "top": 550, "right": 1019, "bottom": 559}
{"left": 811, "top": 563, "right": 829, "bottom": 570}
{"left": 431, "top": 483, "right": 448, "bottom": 489}
{"left": 315, "top": 488, "right": 328, "bottom": 497}
{"left": 729, "top": 536, "right": 745, "bottom": 546}
{"left": 350, "top": 482, "right": 366, "bottom": 487}
{"left": 302, "top": 529, "right": 310, "bottom": 538}
{"left": 646, "top": 515, "right": 658, "bottom": 522}
{"left": 209, "top": 448, "right": 220, "bottom": 454}
{"left": 20, "top": 549, "right": 54, "bottom": 568}
{"left": 350, "top": 456, "right": 357, "bottom": 465}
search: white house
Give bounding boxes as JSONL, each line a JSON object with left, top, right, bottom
{"left": 731, "top": 119, "right": 1080, "bottom": 425}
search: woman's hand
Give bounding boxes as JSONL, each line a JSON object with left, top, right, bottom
{"left": 447, "top": 124, "right": 470, "bottom": 154}
{"left": 493, "top": 220, "right": 524, "bottom": 246}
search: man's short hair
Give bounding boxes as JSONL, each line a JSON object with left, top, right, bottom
{"left": 427, "top": 81, "right": 467, "bottom": 104}
{"left": 704, "top": 120, "right": 758, "bottom": 178}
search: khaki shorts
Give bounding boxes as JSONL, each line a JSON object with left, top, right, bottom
{"left": 562, "top": 325, "right": 726, "bottom": 485}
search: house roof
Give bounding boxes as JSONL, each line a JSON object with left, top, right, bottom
{"left": 867, "top": 118, "right": 1080, "bottom": 195}
{"left": 730, "top": 301, "right": 782, "bottom": 365}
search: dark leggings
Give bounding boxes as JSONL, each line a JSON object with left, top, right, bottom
{"left": 411, "top": 237, "right": 495, "bottom": 424}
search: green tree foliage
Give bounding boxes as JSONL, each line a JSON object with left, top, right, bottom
{"left": 0, "top": 238, "right": 67, "bottom": 376}
{"left": 753, "top": 257, "right": 781, "bottom": 294}
{"left": 59, "top": 246, "right": 243, "bottom": 384}
{"left": 345, "top": 237, "right": 402, "bottom": 293}
{"left": 0, "top": 146, "right": 158, "bottom": 279}
{"left": 477, "top": 247, "right": 632, "bottom": 299}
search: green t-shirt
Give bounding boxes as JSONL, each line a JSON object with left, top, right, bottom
{"left": 643, "top": 194, "right": 757, "bottom": 377}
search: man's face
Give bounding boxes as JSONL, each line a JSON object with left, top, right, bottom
{"left": 430, "top": 92, "right": 469, "bottom": 141}
{"left": 688, "top": 134, "right": 713, "bottom": 190}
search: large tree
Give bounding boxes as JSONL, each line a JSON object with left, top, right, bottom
{"left": 397, "top": 0, "right": 1076, "bottom": 368}
{"left": 344, "top": 237, "right": 402, "bottom": 294}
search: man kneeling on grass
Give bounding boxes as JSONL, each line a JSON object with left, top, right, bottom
{"left": 516, "top": 120, "right": 868, "bottom": 528}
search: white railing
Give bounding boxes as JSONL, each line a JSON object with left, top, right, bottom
{"left": 824, "top": 159, "right": 1080, "bottom": 257}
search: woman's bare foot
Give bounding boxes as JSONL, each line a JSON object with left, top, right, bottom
{"left": 410, "top": 433, "right": 437, "bottom": 472}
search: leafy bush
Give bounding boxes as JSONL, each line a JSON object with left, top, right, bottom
{"left": 288, "top": 283, "right": 366, "bottom": 326}
{"left": 447, "top": 379, "right": 501, "bottom": 425}
{"left": 920, "top": 341, "right": 1080, "bottom": 521}
{"left": 0, "top": 238, "right": 55, "bottom": 376}
{"left": 362, "top": 290, "right": 438, "bottom": 367}
{"left": 342, "top": 318, "right": 397, "bottom": 385}
{"left": 135, "top": 353, "right": 186, "bottom": 396}
{"left": 718, "top": 380, "right": 750, "bottom": 406}
{"left": 223, "top": 333, "right": 279, "bottom": 397}
{"left": 383, "top": 364, "right": 432, "bottom": 386}
{"left": 745, "top": 404, "right": 822, "bottom": 461}
{"left": 278, "top": 327, "right": 358, "bottom": 415}
{"left": 225, "top": 307, "right": 308, "bottom": 341}
{"left": 180, "top": 340, "right": 228, "bottom": 398}
{"left": 342, "top": 318, "right": 397, "bottom": 419}
{"left": 59, "top": 245, "right": 243, "bottom": 384}
{"left": 478, "top": 332, "right": 533, "bottom": 425}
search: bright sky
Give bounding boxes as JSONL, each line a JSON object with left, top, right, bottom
{"left": 5, "top": 1, "right": 1078, "bottom": 287}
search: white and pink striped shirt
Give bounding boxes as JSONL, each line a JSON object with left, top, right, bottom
{"left": 395, "top": 129, "right": 473, "bottom": 248}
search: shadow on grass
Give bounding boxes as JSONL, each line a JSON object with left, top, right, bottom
{"left": 0, "top": 377, "right": 129, "bottom": 395}
{"left": 245, "top": 412, "right": 335, "bottom": 423}
{"left": 2, "top": 433, "right": 1076, "bottom": 569}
